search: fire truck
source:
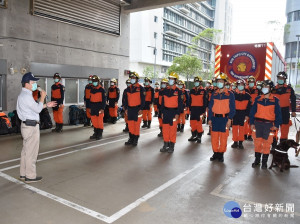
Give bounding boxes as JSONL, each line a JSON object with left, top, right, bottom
{"left": 214, "top": 42, "right": 286, "bottom": 82}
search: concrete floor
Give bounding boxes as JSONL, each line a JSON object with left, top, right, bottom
{"left": 0, "top": 119, "right": 299, "bottom": 224}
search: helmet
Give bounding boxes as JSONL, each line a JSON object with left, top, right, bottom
{"left": 277, "top": 71, "right": 287, "bottom": 79}
{"left": 236, "top": 79, "right": 245, "bottom": 85}
{"left": 111, "top": 78, "right": 117, "bottom": 83}
{"left": 169, "top": 72, "right": 179, "bottom": 80}
{"left": 130, "top": 71, "right": 139, "bottom": 79}
{"left": 256, "top": 80, "right": 262, "bottom": 86}
{"left": 144, "top": 77, "right": 151, "bottom": 82}
{"left": 155, "top": 81, "right": 159, "bottom": 85}
{"left": 231, "top": 82, "right": 237, "bottom": 86}
{"left": 178, "top": 80, "right": 185, "bottom": 85}
{"left": 53, "top": 73, "right": 61, "bottom": 79}
{"left": 248, "top": 76, "right": 255, "bottom": 82}
{"left": 263, "top": 80, "right": 274, "bottom": 89}
{"left": 161, "top": 78, "right": 168, "bottom": 83}
{"left": 91, "top": 75, "right": 100, "bottom": 82}
{"left": 126, "top": 79, "right": 131, "bottom": 84}
{"left": 194, "top": 76, "right": 202, "bottom": 82}
{"left": 216, "top": 72, "right": 227, "bottom": 81}
{"left": 206, "top": 80, "right": 212, "bottom": 84}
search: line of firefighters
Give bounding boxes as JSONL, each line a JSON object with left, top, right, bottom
{"left": 44, "top": 70, "right": 296, "bottom": 170}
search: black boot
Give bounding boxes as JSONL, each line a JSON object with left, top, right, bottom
{"left": 132, "top": 135, "right": 139, "bottom": 146}
{"left": 111, "top": 117, "right": 116, "bottom": 124}
{"left": 202, "top": 116, "right": 206, "bottom": 124}
{"left": 207, "top": 127, "right": 211, "bottom": 135}
{"left": 147, "top": 121, "right": 151, "bottom": 129}
{"left": 96, "top": 129, "right": 103, "bottom": 140}
{"left": 177, "top": 124, "right": 180, "bottom": 132}
{"left": 125, "top": 133, "right": 134, "bottom": 145}
{"left": 157, "top": 127, "right": 163, "bottom": 137}
{"left": 252, "top": 152, "right": 261, "bottom": 168}
{"left": 141, "top": 121, "right": 147, "bottom": 128}
{"left": 238, "top": 141, "right": 244, "bottom": 149}
{"left": 247, "top": 135, "right": 253, "bottom": 141}
{"left": 185, "top": 114, "right": 189, "bottom": 120}
{"left": 57, "top": 123, "right": 63, "bottom": 133}
{"left": 84, "top": 118, "right": 91, "bottom": 127}
{"left": 90, "top": 128, "right": 97, "bottom": 139}
{"left": 160, "top": 142, "right": 169, "bottom": 152}
{"left": 218, "top": 152, "right": 224, "bottom": 162}
{"left": 154, "top": 112, "right": 158, "bottom": 117}
{"left": 167, "top": 142, "right": 175, "bottom": 153}
{"left": 123, "top": 123, "right": 129, "bottom": 132}
{"left": 188, "top": 131, "right": 197, "bottom": 141}
{"left": 52, "top": 123, "right": 58, "bottom": 132}
{"left": 244, "top": 135, "right": 248, "bottom": 141}
{"left": 180, "top": 124, "right": 184, "bottom": 132}
{"left": 271, "top": 137, "right": 277, "bottom": 149}
{"left": 196, "top": 132, "right": 203, "bottom": 143}
{"left": 231, "top": 141, "right": 238, "bottom": 148}
{"left": 210, "top": 152, "right": 218, "bottom": 161}
{"left": 261, "top": 154, "right": 269, "bottom": 169}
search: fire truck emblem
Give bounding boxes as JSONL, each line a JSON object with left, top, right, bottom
{"left": 227, "top": 51, "right": 257, "bottom": 80}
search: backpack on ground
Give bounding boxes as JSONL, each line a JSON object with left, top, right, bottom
{"left": 39, "top": 108, "right": 53, "bottom": 130}
{"left": 0, "top": 112, "right": 12, "bottom": 135}
{"left": 9, "top": 110, "right": 21, "bottom": 133}
{"left": 69, "top": 105, "right": 80, "bottom": 125}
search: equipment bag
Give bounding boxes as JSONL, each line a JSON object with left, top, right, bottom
{"left": 69, "top": 105, "right": 80, "bottom": 125}
{"left": 9, "top": 110, "right": 21, "bottom": 133}
{"left": 0, "top": 112, "right": 12, "bottom": 135}
{"left": 39, "top": 108, "right": 53, "bottom": 130}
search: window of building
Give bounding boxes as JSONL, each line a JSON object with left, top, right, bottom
{"left": 154, "top": 32, "right": 157, "bottom": 39}
{"left": 40, "top": 77, "right": 93, "bottom": 105}
{"left": 294, "top": 10, "right": 300, "bottom": 21}
{"left": 154, "top": 16, "right": 158, "bottom": 22}
{"left": 287, "top": 12, "right": 293, "bottom": 22}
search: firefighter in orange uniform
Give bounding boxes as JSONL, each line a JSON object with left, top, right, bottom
{"left": 272, "top": 72, "right": 296, "bottom": 143}
{"left": 153, "top": 82, "right": 160, "bottom": 117}
{"left": 231, "top": 80, "right": 251, "bottom": 149}
{"left": 141, "top": 77, "right": 154, "bottom": 129}
{"left": 51, "top": 73, "right": 65, "bottom": 133}
{"left": 245, "top": 76, "right": 259, "bottom": 141}
{"left": 208, "top": 73, "right": 235, "bottom": 162}
{"left": 122, "top": 79, "right": 131, "bottom": 132}
{"left": 84, "top": 75, "right": 93, "bottom": 127}
{"left": 160, "top": 72, "right": 183, "bottom": 153}
{"left": 157, "top": 78, "right": 168, "bottom": 137}
{"left": 250, "top": 80, "right": 282, "bottom": 169}
{"left": 123, "top": 72, "right": 145, "bottom": 146}
{"left": 89, "top": 75, "right": 106, "bottom": 140}
{"left": 177, "top": 80, "right": 189, "bottom": 132}
{"left": 107, "top": 78, "right": 120, "bottom": 124}
{"left": 188, "top": 76, "right": 207, "bottom": 143}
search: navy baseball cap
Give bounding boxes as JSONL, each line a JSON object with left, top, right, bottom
{"left": 21, "top": 72, "right": 39, "bottom": 83}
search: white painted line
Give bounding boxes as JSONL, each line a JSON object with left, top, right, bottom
{"left": 0, "top": 155, "right": 211, "bottom": 223}
{"left": 0, "top": 172, "right": 111, "bottom": 223}
{"left": 0, "top": 130, "right": 158, "bottom": 172}
{"left": 0, "top": 128, "right": 158, "bottom": 166}
{"left": 107, "top": 158, "right": 210, "bottom": 223}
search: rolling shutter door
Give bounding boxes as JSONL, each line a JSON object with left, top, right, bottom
{"left": 31, "top": 0, "right": 121, "bottom": 35}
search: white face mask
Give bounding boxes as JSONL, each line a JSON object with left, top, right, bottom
{"left": 169, "top": 79, "right": 175, "bottom": 86}
{"left": 145, "top": 82, "right": 149, "bottom": 86}
{"left": 161, "top": 83, "right": 167, "bottom": 88}
{"left": 262, "top": 87, "right": 269, "bottom": 95}
{"left": 155, "top": 85, "right": 159, "bottom": 88}
{"left": 206, "top": 83, "right": 210, "bottom": 87}
{"left": 111, "top": 82, "right": 115, "bottom": 86}
{"left": 130, "top": 79, "right": 136, "bottom": 84}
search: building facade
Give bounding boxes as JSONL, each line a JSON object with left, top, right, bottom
{"left": 284, "top": 0, "right": 300, "bottom": 85}
{"left": 130, "top": 0, "right": 232, "bottom": 79}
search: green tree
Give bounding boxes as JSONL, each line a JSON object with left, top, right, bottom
{"left": 189, "top": 28, "right": 222, "bottom": 53}
{"left": 167, "top": 52, "right": 203, "bottom": 89}
{"left": 143, "top": 66, "right": 159, "bottom": 80}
